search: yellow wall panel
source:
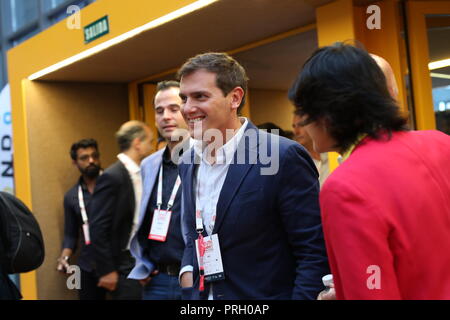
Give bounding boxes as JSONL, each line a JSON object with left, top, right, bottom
{"left": 316, "top": 0, "right": 356, "bottom": 172}
{"left": 359, "top": 1, "right": 409, "bottom": 115}
{"left": 406, "top": 1, "right": 450, "bottom": 130}
{"left": 8, "top": 0, "right": 199, "bottom": 300}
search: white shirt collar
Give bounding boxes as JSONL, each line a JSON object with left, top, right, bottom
{"left": 193, "top": 117, "right": 248, "bottom": 165}
{"left": 117, "top": 153, "right": 140, "bottom": 174}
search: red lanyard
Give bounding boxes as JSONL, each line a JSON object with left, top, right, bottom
{"left": 196, "top": 209, "right": 206, "bottom": 291}
{"left": 198, "top": 233, "right": 206, "bottom": 292}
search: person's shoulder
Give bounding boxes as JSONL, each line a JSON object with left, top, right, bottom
{"left": 99, "top": 161, "right": 124, "bottom": 182}
{"left": 107, "top": 160, "right": 126, "bottom": 173}
{"left": 64, "top": 181, "right": 79, "bottom": 200}
{"left": 356, "top": 130, "right": 450, "bottom": 160}
{"left": 408, "top": 129, "right": 450, "bottom": 144}
{"left": 256, "top": 129, "right": 301, "bottom": 153}
{"left": 141, "top": 149, "right": 164, "bottom": 170}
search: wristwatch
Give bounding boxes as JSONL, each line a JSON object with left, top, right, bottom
{"left": 59, "top": 256, "right": 70, "bottom": 263}
{"left": 57, "top": 256, "right": 70, "bottom": 271}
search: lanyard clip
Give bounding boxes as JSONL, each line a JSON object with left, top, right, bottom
{"left": 195, "top": 209, "right": 204, "bottom": 234}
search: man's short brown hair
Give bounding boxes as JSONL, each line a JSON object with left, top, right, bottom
{"left": 177, "top": 52, "right": 248, "bottom": 113}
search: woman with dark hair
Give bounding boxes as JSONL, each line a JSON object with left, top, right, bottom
{"left": 289, "top": 43, "right": 450, "bottom": 300}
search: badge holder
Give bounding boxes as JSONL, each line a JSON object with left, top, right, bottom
{"left": 195, "top": 210, "right": 225, "bottom": 292}
{"left": 148, "top": 167, "right": 181, "bottom": 242}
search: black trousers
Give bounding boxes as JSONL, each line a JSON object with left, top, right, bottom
{"left": 79, "top": 269, "right": 107, "bottom": 300}
{"left": 79, "top": 250, "right": 142, "bottom": 300}
{"left": 109, "top": 273, "right": 142, "bottom": 300}
{"left": 79, "top": 267, "right": 142, "bottom": 300}
{"left": 109, "top": 250, "right": 142, "bottom": 300}
{"left": 0, "top": 271, "right": 21, "bottom": 300}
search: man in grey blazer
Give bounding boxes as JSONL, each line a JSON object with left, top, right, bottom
{"left": 128, "top": 81, "right": 190, "bottom": 300}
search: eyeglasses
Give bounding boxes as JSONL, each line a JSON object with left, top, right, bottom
{"left": 78, "top": 153, "right": 100, "bottom": 161}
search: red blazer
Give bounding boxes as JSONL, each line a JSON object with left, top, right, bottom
{"left": 320, "top": 130, "right": 450, "bottom": 299}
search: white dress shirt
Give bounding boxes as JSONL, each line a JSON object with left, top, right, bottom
{"left": 313, "top": 153, "right": 330, "bottom": 189}
{"left": 180, "top": 117, "right": 248, "bottom": 299}
{"left": 117, "top": 153, "right": 142, "bottom": 250}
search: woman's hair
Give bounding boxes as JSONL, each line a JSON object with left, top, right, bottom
{"left": 288, "top": 42, "right": 408, "bottom": 152}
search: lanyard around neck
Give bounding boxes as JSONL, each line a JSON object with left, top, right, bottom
{"left": 78, "top": 185, "right": 88, "bottom": 223}
{"left": 77, "top": 171, "right": 102, "bottom": 224}
{"left": 157, "top": 164, "right": 181, "bottom": 211}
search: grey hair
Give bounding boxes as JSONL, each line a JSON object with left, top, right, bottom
{"left": 115, "top": 120, "right": 148, "bottom": 152}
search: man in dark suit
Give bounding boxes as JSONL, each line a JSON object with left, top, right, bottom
{"left": 177, "top": 52, "right": 329, "bottom": 300}
{"left": 90, "top": 120, "right": 153, "bottom": 299}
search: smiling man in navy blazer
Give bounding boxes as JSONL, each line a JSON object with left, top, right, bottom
{"left": 177, "top": 52, "right": 329, "bottom": 300}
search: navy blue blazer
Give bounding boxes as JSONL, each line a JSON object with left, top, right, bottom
{"left": 179, "top": 121, "right": 329, "bottom": 300}
{"left": 89, "top": 160, "right": 136, "bottom": 277}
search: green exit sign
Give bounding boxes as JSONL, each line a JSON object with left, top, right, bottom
{"left": 84, "top": 16, "right": 109, "bottom": 44}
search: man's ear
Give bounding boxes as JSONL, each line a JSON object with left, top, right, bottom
{"left": 229, "top": 86, "right": 245, "bottom": 111}
{"left": 132, "top": 136, "right": 141, "bottom": 150}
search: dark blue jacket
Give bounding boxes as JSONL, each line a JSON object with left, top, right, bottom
{"left": 179, "top": 121, "right": 329, "bottom": 300}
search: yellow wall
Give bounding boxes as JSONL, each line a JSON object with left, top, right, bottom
{"left": 407, "top": 1, "right": 450, "bottom": 130}
{"left": 249, "top": 89, "right": 293, "bottom": 131}
{"left": 316, "top": 0, "right": 356, "bottom": 171}
{"left": 7, "top": 0, "right": 200, "bottom": 300}
{"left": 356, "top": 0, "right": 409, "bottom": 115}
{"left": 25, "top": 81, "right": 129, "bottom": 299}
{"left": 316, "top": 0, "right": 413, "bottom": 170}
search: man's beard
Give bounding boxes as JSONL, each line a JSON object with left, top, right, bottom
{"left": 82, "top": 164, "right": 101, "bottom": 178}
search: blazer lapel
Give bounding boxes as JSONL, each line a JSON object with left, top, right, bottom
{"left": 118, "top": 161, "right": 136, "bottom": 214}
{"left": 213, "top": 122, "right": 260, "bottom": 234}
{"left": 137, "top": 152, "right": 163, "bottom": 228}
{"left": 181, "top": 149, "right": 197, "bottom": 222}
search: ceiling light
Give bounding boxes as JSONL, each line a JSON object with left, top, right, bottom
{"left": 430, "top": 72, "right": 450, "bottom": 80}
{"left": 429, "top": 58, "right": 450, "bottom": 71}
{"left": 29, "top": 0, "right": 218, "bottom": 80}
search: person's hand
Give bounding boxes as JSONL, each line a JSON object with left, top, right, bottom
{"left": 180, "top": 271, "right": 193, "bottom": 288}
{"left": 317, "top": 283, "right": 336, "bottom": 300}
{"left": 139, "top": 270, "right": 159, "bottom": 286}
{"left": 98, "top": 271, "right": 119, "bottom": 291}
{"left": 56, "top": 256, "right": 70, "bottom": 273}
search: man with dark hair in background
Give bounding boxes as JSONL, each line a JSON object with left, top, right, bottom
{"left": 57, "top": 138, "right": 104, "bottom": 300}
{"left": 89, "top": 121, "right": 153, "bottom": 299}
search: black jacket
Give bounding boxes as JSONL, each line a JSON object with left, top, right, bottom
{"left": 62, "top": 178, "right": 95, "bottom": 272}
{"left": 89, "top": 160, "right": 136, "bottom": 277}
{"left": 0, "top": 229, "right": 21, "bottom": 300}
